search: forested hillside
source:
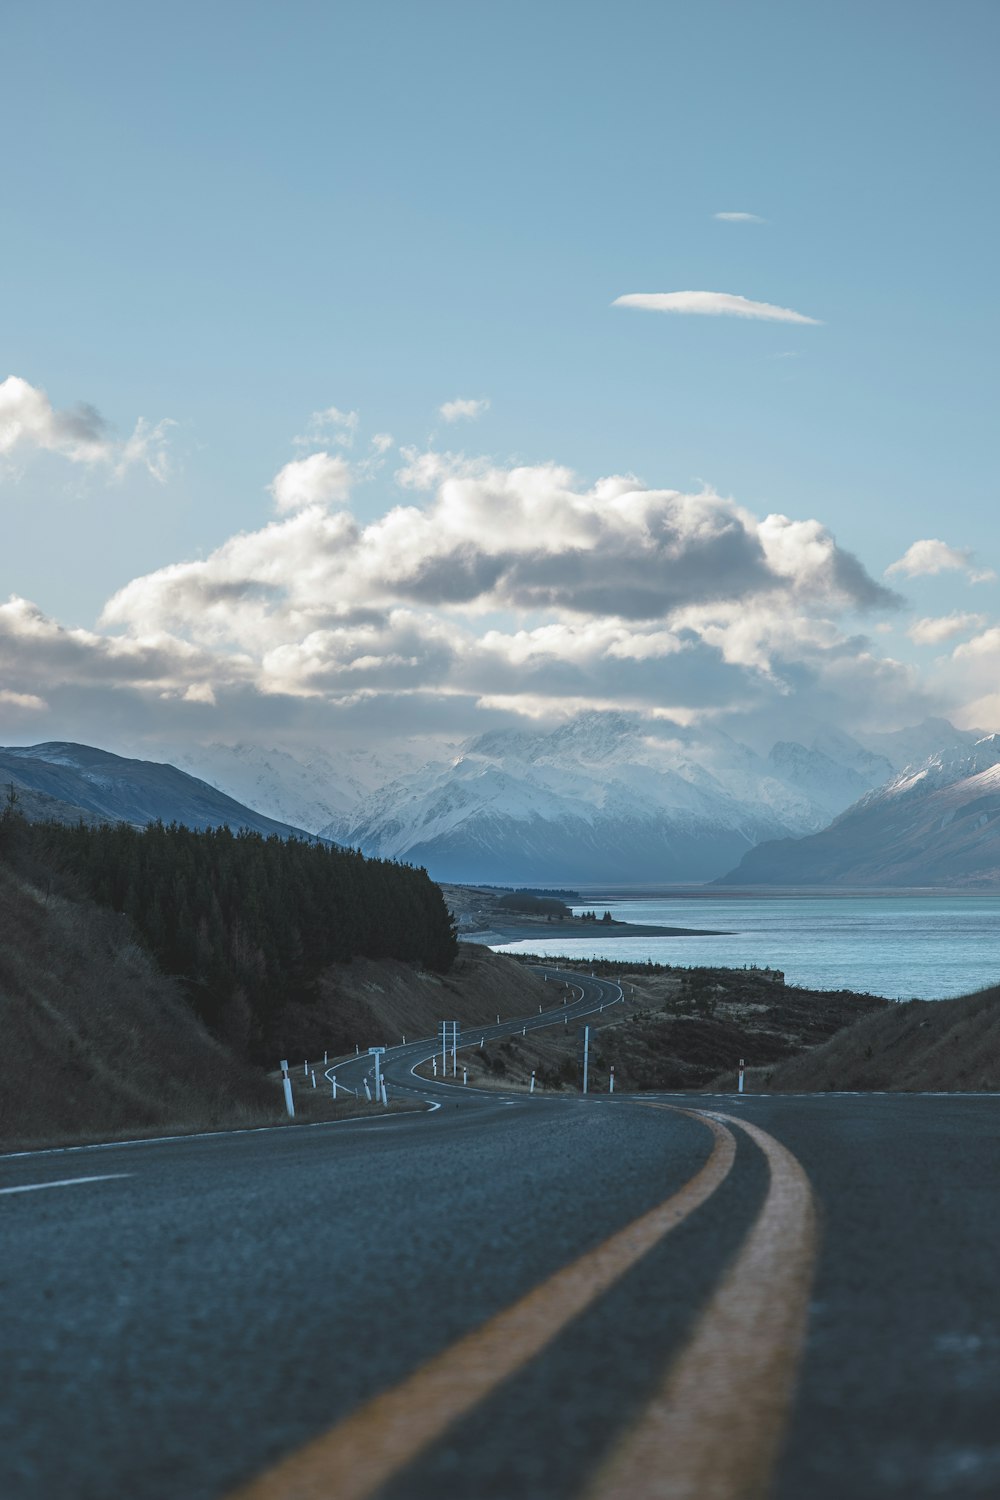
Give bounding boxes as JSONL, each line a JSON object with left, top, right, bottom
{"left": 2, "top": 812, "right": 457, "bottom": 1062}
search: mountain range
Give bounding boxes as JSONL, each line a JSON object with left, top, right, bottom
{"left": 717, "top": 735, "right": 1000, "bottom": 887}
{"left": 325, "top": 712, "right": 977, "bottom": 885}
{"left": 0, "top": 743, "right": 322, "bottom": 841}
{"left": 4, "top": 713, "right": 993, "bottom": 888}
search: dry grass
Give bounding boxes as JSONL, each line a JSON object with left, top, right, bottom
{"left": 0, "top": 864, "right": 280, "bottom": 1151}
{"left": 273, "top": 944, "right": 553, "bottom": 1064}
{"left": 730, "top": 984, "right": 1000, "bottom": 1093}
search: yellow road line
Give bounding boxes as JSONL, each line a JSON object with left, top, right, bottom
{"left": 586, "top": 1107, "right": 817, "bottom": 1500}
{"left": 227, "top": 1113, "right": 736, "bottom": 1500}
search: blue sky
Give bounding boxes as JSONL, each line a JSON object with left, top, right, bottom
{"left": 2, "top": 1, "right": 998, "bottom": 752}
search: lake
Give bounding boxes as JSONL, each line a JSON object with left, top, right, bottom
{"left": 491, "top": 892, "right": 1000, "bottom": 1000}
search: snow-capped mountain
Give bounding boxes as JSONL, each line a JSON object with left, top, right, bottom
{"left": 331, "top": 711, "right": 935, "bottom": 884}
{"left": 0, "top": 742, "right": 322, "bottom": 840}
{"left": 164, "top": 740, "right": 430, "bottom": 837}
{"left": 717, "top": 734, "right": 1000, "bottom": 887}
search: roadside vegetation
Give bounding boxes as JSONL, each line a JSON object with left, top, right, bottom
{"left": 0, "top": 805, "right": 546, "bottom": 1149}
{"left": 3, "top": 810, "right": 456, "bottom": 1064}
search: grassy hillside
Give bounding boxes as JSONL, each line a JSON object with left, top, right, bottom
{"left": 735, "top": 984, "right": 1000, "bottom": 1093}
{"left": 0, "top": 863, "right": 279, "bottom": 1150}
{"left": 274, "top": 943, "right": 552, "bottom": 1065}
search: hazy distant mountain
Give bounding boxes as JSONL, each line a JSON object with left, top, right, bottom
{"left": 717, "top": 735, "right": 1000, "bottom": 887}
{"left": 332, "top": 710, "right": 926, "bottom": 884}
{"left": 0, "top": 743, "right": 324, "bottom": 841}
{"left": 166, "top": 740, "right": 424, "bottom": 837}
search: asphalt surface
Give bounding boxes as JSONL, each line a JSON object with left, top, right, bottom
{"left": 2, "top": 968, "right": 1000, "bottom": 1498}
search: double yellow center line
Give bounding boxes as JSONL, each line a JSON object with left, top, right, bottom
{"left": 229, "top": 1107, "right": 815, "bottom": 1500}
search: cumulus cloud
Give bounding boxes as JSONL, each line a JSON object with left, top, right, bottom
{"left": 439, "top": 397, "right": 490, "bottom": 423}
{"left": 886, "top": 538, "right": 995, "bottom": 584}
{"left": 0, "top": 402, "right": 949, "bottom": 747}
{"left": 270, "top": 452, "right": 352, "bottom": 513}
{"left": 0, "top": 375, "right": 174, "bottom": 479}
{"left": 907, "top": 612, "right": 987, "bottom": 646}
{"left": 613, "top": 291, "right": 820, "bottom": 325}
{"left": 714, "top": 211, "right": 765, "bottom": 223}
{"left": 82, "top": 446, "right": 908, "bottom": 743}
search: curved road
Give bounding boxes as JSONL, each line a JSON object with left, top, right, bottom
{"left": 2, "top": 967, "right": 999, "bottom": 1498}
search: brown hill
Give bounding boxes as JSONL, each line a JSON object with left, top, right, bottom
{"left": 0, "top": 862, "right": 278, "bottom": 1150}
{"left": 729, "top": 984, "right": 1000, "bottom": 1093}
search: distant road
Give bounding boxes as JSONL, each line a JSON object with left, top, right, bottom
{"left": 3, "top": 973, "right": 1000, "bottom": 1498}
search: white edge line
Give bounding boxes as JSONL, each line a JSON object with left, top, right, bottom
{"left": 0, "top": 1173, "right": 132, "bottom": 1195}
{"left": 0, "top": 1103, "right": 426, "bottom": 1164}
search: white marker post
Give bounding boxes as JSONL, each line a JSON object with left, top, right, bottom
{"left": 609, "top": 1065, "right": 615, "bottom": 1094}
{"left": 432, "top": 1056, "right": 437, "bottom": 1077}
{"left": 368, "top": 1047, "right": 385, "bottom": 1106}
{"left": 311, "top": 1070, "right": 316, "bottom": 1088}
{"left": 582, "top": 1025, "right": 590, "bottom": 1095}
{"left": 363, "top": 1078, "right": 372, "bottom": 1102}
{"left": 463, "top": 1067, "right": 468, "bottom": 1086}
{"left": 303, "top": 1060, "right": 309, "bottom": 1077}
{"left": 331, "top": 1073, "right": 338, "bottom": 1100}
{"left": 480, "top": 1037, "right": 484, "bottom": 1049}
{"left": 530, "top": 1072, "right": 536, "bottom": 1094}
{"left": 280, "top": 1060, "right": 294, "bottom": 1118}
{"left": 738, "top": 1058, "right": 745, "bottom": 1094}
{"left": 323, "top": 1050, "right": 328, "bottom": 1065}
{"left": 452, "top": 1021, "right": 458, "bottom": 1077}
{"left": 380, "top": 1075, "right": 388, "bottom": 1108}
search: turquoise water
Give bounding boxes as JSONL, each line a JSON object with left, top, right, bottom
{"left": 492, "top": 893, "right": 1000, "bottom": 1000}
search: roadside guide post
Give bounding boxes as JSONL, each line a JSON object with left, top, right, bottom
{"left": 311, "top": 1070, "right": 316, "bottom": 1088}
{"left": 280, "top": 1060, "right": 294, "bottom": 1118}
{"left": 463, "top": 1067, "right": 468, "bottom": 1086}
{"left": 331, "top": 1072, "right": 338, "bottom": 1100}
{"left": 738, "top": 1058, "right": 745, "bottom": 1094}
{"left": 530, "top": 1071, "right": 536, "bottom": 1094}
{"left": 609, "top": 1065, "right": 615, "bottom": 1094}
{"left": 581, "top": 1025, "right": 591, "bottom": 1095}
{"left": 441, "top": 1021, "right": 458, "bottom": 1078}
{"left": 368, "top": 1047, "right": 386, "bottom": 1106}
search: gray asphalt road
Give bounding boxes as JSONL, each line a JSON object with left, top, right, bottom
{"left": 2, "top": 974, "right": 1000, "bottom": 1498}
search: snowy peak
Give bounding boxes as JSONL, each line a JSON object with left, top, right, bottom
{"left": 338, "top": 709, "right": 925, "bottom": 883}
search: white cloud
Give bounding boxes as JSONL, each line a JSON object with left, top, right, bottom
{"left": 371, "top": 432, "right": 394, "bottom": 454}
{"left": 439, "top": 397, "right": 490, "bottom": 423}
{"left": 270, "top": 452, "right": 352, "bottom": 513}
{"left": 613, "top": 291, "right": 820, "bottom": 325}
{"left": 88, "top": 447, "right": 903, "bottom": 739}
{"left": 885, "top": 539, "right": 995, "bottom": 584}
{"left": 294, "top": 405, "right": 360, "bottom": 449}
{"left": 714, "top": 211, "right": 765, "bottom": 223}
{"left": 952, "top": 627, "right": 1000, "bottom": 661}
{"left": 0, "top": 375, "right": 174, "bottom": 479}
{"left": 907, "top": 612, "right": 987, "bottom": 646}
{"left": 0, "top": 688, "right": 47, "bottom": 711}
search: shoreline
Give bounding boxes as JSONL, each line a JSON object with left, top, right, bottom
{"left": 459, "top": 918, "right": 733, "bottom": 945}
